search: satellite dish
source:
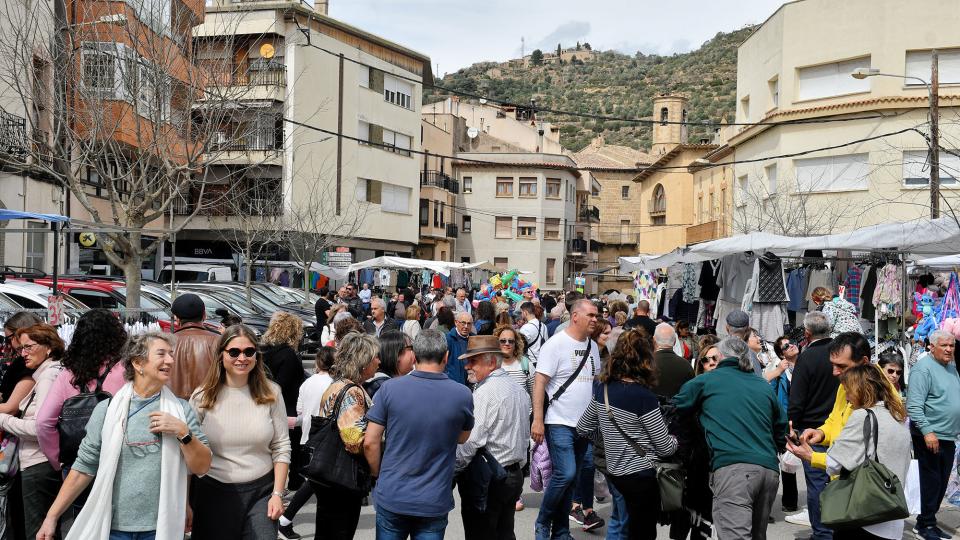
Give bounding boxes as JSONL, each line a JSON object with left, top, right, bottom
{"left": 260, "top": 43, "right": 276, "bottom": 59}
{"left": 479, "top": 98, "right": 487, "bottom": 105}
{"left": 467, "top": 127, "right": 480, "bottom": 139}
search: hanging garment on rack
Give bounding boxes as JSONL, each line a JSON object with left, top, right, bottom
{"left": 714, "top": 298, "right": 740, "bottom": 338}
{"left": 843, "top": 265, "right": 863, "bottom": 311}
{"left": 633, "top": 271, "right": 658, "bottom": 302}
{"left": 682, "top": 263, "right": 700, "bottom": 303}
{"left": 656, "top": 282, "right": 668, "bottom": 319}
{"left": 380, "top": 269, "right": 392, "bottom": 287}
{"left": 698, "top": 261, "right": 721, "bottom": 302}
{"left": 786, "top": 268, "right": 808, "bottom": 312}
{"left": 431, "top": 273, "right": 443, "bottom": 290}
{"left": 269, "top": 268, "right": 283, "bottom": 283}
{"left": 873, "top": 264, "right": 902, "bottom": 320}
{"left": 805, "top": 268, "right": 837, "bottom": 312}
{"left": 696, "top": 300, "right": 717, "bottom": 330}
{"left": 279, "top": 270, "right": 291, "bottom": 287}
{"left": 859, "top": 265, "right": 878, "bottom": 321}
{"left": 717, "top": 253, "right": 757, "bottom": 304}
{"left": 751, "top": 252, "right": 789, "bottom": 304}
{"left": 397, "top": 271, "right": 410, "bottom": 289}
{"left": 751, "top": 303, "right": 786, "bottom": 342}
{"left": 667, "top": 264, "right": 684, "bottom": 299}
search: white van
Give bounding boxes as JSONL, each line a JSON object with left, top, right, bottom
{"left": 158, "top": 264, "right": 233, "bottom": 283}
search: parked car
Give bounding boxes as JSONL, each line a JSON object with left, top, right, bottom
{"left": 26, "top": 278, "right": 172, "bottom": 331}
{"left": 0, "top": 281, "right": 91, "bottom": 324}
{"left": 158, "top": 264, "right": 233, "bottom": 283}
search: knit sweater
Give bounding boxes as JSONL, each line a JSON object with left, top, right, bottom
{"left": 906, "top": 354, "right": 960, "bottom": 440}
{"left": 0, "top": 360, "right": 61, "bottom": 470}
{"left": 190, "top": 383, "right": 291, "bottom": 483}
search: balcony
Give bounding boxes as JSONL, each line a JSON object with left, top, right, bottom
{"left": 578, "top": 205, "right": 600, "bottom": 223}
{"left": 686, "top": 220, "right": 721, "bottom": 245}
{"left": 208, "top": 127, "right": 283, "bottom": 166}
{"left": 648, "top": 200, "right": 666, "bottom": 215}
{"left": 0, "top": 111, "right": 26, "bottom": 157}
{"left": 595, "top": 232, "right": 640, "bottom": 245}
{"left": 420, "top": 170, "right": 459, "bottom": 194}
{"left": 172, "top": 186, "right": 282, "bottom": 217}
{"left": 203, "top": 68, "right": 286, "bottom": 103}
{"left": 567, "top": 238, "right": 588, "bottom": 254}
{"left": 445, "top": 223, "right": 458, "bottom": 238}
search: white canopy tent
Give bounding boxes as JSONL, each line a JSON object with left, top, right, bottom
{"left": 914, "top": 254, "right": 960, "bottom": 269}
{"left": 308, "top": 262, "right": 350, "bottom": 281}
{"left": 347, "top": 256, "right": 455, "bottom": 276}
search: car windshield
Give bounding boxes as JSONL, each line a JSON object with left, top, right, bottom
{"left": 118, "top": 288, "right": 171, "bottom": 321}
{"left": 256, "top": 284, "right": 298, "bottom": 304}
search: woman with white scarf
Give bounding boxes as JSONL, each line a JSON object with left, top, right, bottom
{"left": 36, "top": 333, "right": 211, "bottom": 540}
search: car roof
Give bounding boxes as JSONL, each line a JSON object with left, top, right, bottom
{"left": 29, "top": 278, "right": 118, "bottom": 294}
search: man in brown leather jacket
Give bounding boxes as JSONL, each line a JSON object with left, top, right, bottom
{"left": 168, "top": 293, "right": 220, "bottom": 399}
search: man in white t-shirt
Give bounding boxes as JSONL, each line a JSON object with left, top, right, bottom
{"left": 518, "top": 302, "right": 548, "bottom": 366}
{"left": 358, "top": 283, "right": 372, "bottom": 316}
{"left": 532, "top": 299, "right": 600, "bottom": 540}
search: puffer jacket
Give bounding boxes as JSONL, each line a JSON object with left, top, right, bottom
{"left": 169, "top": 324, "right": 220, "bottom": 399}
{"left": 530, "top": 440, "right": 552, "bottom": 492}
{"left": 822, "top": 297, "right": 863, "bottom": 337}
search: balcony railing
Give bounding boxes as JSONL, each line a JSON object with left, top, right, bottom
{"left": 567, "top": 238, "right": 588, "bottom": 254}
{"left": 445, "top": 223, "right": 458, "bottom": 238}
{"left": 210, "top": 68, "right": 286, "bottom": 87}
{"left": 210, "top": 128, "right": 282, "bottom": 152}
{"left": 172, "top": 188, "right": 282, "bottom": 217}
{"left": 686, "top": 220, "right": 720, "bottom": 245}
{"left": 420, "top": 170, "right": 459, "bottom": 194}
{"left": 595, "top": 232, "right": 640, "bottom": 245}
{"left": 0, "top": 111, "right": 26, "bottom": 156}
{"left": 578, "top": 205, "right": 600, "bottom": 222}
{"left": 648, "top": 200, "right": 667, "bottom": 215}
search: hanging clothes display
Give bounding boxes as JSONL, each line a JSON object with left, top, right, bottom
{"left": 633, "top": 271, "right": 659, "bottom": 303}
{"left": 431, "top": 273, "right": 443, "bottom": 290}
{"left": 805, "top": 268, "right": 836, "bottom": 312}
{"left": 747, "top": 253, "right": 790, "bottom": 341}
{"left": 681, "top": 263, "right": 700, "bottom": 304}
{"left": 859, "top": 265, "right": 878, "bottom": 322}
{"left": 697, "top": 260, "right": 721, "bottom": 302}
{"left": 397, "top": 270, "right": 410, "bottom": 289}
{"left": 717, "top": 252, "right": 757, "bottom": 304}
{"left": 843, "top": 265, "right": 863, "bottom": 311}
{"left": 873, "top": 263, "right": 903, "bottom": 320}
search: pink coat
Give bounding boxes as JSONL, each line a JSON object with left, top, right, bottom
{"left": 36, "top": 362, "right": 126, "bottom": 470}
{"left": 530, "top": 440, "right": 552, "bottom": 492}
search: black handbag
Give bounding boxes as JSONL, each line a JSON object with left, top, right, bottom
{"left": 302, "top": 382, "right": 371, "bottom": 494}
{"left": 58, "top": 365, "right": 113, "bottom": 468}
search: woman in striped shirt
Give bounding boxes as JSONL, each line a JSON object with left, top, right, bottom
{"left": 577, "top": 329, "right": 678, "bottom": 540}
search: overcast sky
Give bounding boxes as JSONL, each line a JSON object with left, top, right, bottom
{"left": 329, "top": 0, "right": 787, "bottom": 77}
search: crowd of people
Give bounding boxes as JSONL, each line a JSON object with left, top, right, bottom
{"left": 0, "top": 280, "right": 954, "bottom": 540}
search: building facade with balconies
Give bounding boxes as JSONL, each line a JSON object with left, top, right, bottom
{"left": 177, "top": 0, "right": 431, "bottom": 266}
{"left": 451, "top": 153, "right": 578, "bottom": 291}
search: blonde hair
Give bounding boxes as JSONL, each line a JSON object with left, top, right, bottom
{"left": 262, "top": 311, "right": 304, "bottom": 349}
{"left": 493, "top": 325, "right": 524, "bottom": 361}
{"left": 405, "top": 304, "right": 421, "bottom": 320}
{"left": 331, "top": 333, "right": 379, "bottom": 383}
{"left": 811, "top": 287, "right": 833, "bottom": 304}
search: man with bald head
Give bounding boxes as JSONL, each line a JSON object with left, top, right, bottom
{"left": 651, "top": 323, "right": 694, "bottom": 398}
{"left": 625, "top": 299, "right": 658, "bottom": 338}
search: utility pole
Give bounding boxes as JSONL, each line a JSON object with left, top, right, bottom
{"left": 930, "top": 49, "right": 940, "bottom": 218}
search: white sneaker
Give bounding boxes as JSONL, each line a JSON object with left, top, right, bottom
{"left": 784, "top": 509, "right": 811, "bottom": 527}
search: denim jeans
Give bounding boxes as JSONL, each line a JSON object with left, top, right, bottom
{"left": 605, "top": 475, "right": 628, "bottom": 540}
{"left": 573, "top": 442, "right": 595, "bottom": 509}
{"left": 536, "top": 424, "right": 588, "bottom": 540}
{"left": 913, "top": 436, "right": 957, "bottom": 530}
{"left": 802, "top": 445, "right": 832, "bottom": 540}
{"left": 108, "top": 531, "right": 156, "bottom": 540}
{"left": 376, "top": 505, "right": 448, "bottom": 540}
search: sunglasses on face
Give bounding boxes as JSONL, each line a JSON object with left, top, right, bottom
{"left": 499, "top": 339, "right": 515, "bottom": 345}
{"left": 885, "top": 368, "right": 903, "bottom": 375}
{"left": 225, "top": 347, "right": 257, "bottom": 358}
{"left": 705, "top": 354, "right": 722, "bottom": 362}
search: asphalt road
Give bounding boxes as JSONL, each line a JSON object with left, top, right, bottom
{"left": 284, "top": 475, "right": 960, "bottom": 539}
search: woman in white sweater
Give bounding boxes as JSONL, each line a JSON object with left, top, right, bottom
{"left": 190, "top": 324, "right": 291, "bottom": 539}
{"left": 788, "top": 364, "right": 910, "bottom": 540}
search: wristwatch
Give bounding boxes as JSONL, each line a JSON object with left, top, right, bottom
{"left": 177, "top": 431, "right": 193, "bottom": 445}
{"left": 272, "top": 491, "right": 284, "bottom": 499}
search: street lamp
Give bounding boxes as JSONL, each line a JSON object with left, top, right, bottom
{"left": 851, "top": 51, "right": 941, "bottom": 218}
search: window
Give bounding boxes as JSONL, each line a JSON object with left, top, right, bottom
{"left": 737, "top": 175, "right": 749, "bottom": 206}
{"left": 740, "top": 95, "right": 750, "bottom": 120}
{"left": 433, "top": 199, "right": 440, "bottom": 226}
{"left": 903, "top": 150, "right": 959, "bottom": 185}
{"left": 461, "top": 257, "right": 471, "bottom": 263}
{"left": 546, "top": 258, "right": 556, "bottom": 284}
{"left": 463, "top": 176, "right": 473, "bottom": 193}
{"left": 621, "top": 185, "right": 630, "bottom": 199}
{"left": 765, "top": 163, "right": 778, "bottom": 194}
{"left": 620, "top": 219, "right": 631, "bottom": 240}
{"left": 519, "top": 177, "right": 537, "bottom": 197}
{"left": 797, "top": 57, "right": 871, "bottom": 101}
{"left": 419, "top": 199, "right": 429, "bottom": 226}
{"left": 795, "top": 153, "right": 870, "bottom": 192}
{"left": 651, "top": 216, "right": 666, "bottom": 226}
{"left": 25, "top": 222, "right": 46, "bottom": 272}
{"left": 769, "top": 76, "right": 780, "bottom": 108}
{"left": 496, "top": 177, "right": 513, "bottom": 197}
{"left": 82, "top": 48, "right": 115, "bottom": 94}
{"left": 494, "top": 257, "right": 508, "bottom": 270}
{"left": 590, "top": 182, "right": 600, "bottom": 197}
{"left": 517, "top": 217, "right": 536, "bottom": 238}
{"left": 384, "top": 74, "right": 414, "bottom": 109}
{"left": 357, "top": 64, "right": 370, "bottom": 88}
{"left": 720, "top": 188, "right": 726, "bottom": 217}
{"left": 906, "top": 49, "right": 960, "bottom": 86}
{"left": 356, "top": 179, "right": 411, "bottom": 213}
{"left": 495, "top": 217, "right": 512, "bottom": 238}
{"left": 698, "top": 195, "right": 704, "bottom": 222}
{"left": 70, "top": 290, "right": 120, "bottom": 310}
{"left": 546, "top": 178, "right": 561, "bottom": 198}
{"left": 544, "top": 218, "right": 560, "bottom": 240}
{"left": 659, "top": 107, "right": 669, "bottom": 125}
{"left": 382, "top": 128, "right": 412, "bottom": 157}
{"left": 463, "top": 215, "right": 472, "bottom": 232}
{"left": 650, "top": 184, "right": 666, "bottom": 213}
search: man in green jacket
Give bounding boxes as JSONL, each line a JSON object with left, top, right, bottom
{"left": 674, "top": 337, "right": 787, "bottom": 540}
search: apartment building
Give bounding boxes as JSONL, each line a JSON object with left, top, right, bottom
{"left": 687, "top": 141, "right": 735, "bottom": 244}
{"left": 179, "top": 0, "right": 431, "bottom": 265}
{"left": 452, "top": 153, "right": 580, "bottom": 291}
{"left": 423, "top": 98, "right": 564, "bottom": 154}
{"left": 574, "top": 138, "right": 650, "bottom": 294}
{"left": 731, "top": 0, "right": 960, "bottom": 234}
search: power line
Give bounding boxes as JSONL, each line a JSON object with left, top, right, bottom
{"left": 291, "top": 30, "right": 909, "bottom": 130}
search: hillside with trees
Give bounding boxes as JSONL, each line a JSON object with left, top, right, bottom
{"left": 426, "top": 27, "right": 754, "bottom": 152}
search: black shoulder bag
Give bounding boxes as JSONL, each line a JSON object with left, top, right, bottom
{"left": 603, "top": 384, "right": 685, "bottom": 513}
{"left": 58, "top": 364, "right": 114, "bottom": 467}
{"left": 543, "top": 341, "right": 593, "bottom": 415}
{"left": 302, "top": 382, "right": 371, "bottom": 494}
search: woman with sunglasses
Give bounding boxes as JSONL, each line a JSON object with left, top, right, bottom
{"left": 695, "top": 345, "right": 722, "bottom": 375}
{"left": 190, "top": 324, "right": 291, "bottom": 539}
{"left": 37, "top": 332, "right": 212, "bottom": 540}
{"left": 771, "top": 336, "right": 800, "bottom": 514}
{"left": 364, "top": 330, "right": 415, "bottom": 399}
{"left": 494, "top": 325, "right": 532, "bottom": 395}
{"left": 878, "top": 351, "right": 906, "bottom": 398}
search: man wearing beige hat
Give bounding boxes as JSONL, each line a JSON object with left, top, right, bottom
{"left": 456, "top": 335, "right": 531, "bottom": 540}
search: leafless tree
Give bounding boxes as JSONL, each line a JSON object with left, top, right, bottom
{"left": 732, "top": 169, "right": 858, "bottom": 236}
{"left": 0, "top": 0, "right": 282, "bottom": 307}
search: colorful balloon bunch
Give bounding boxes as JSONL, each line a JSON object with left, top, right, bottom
{"left": 476, "top": 269, "right": 537, "bottom": 303}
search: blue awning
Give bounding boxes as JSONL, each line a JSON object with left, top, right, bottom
{"left": 0, "top": 210, "right": 69, "bottom": 223}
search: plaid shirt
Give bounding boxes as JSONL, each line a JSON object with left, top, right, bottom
{"left": 844, "top": 266, "right": 862, "bottom": 310}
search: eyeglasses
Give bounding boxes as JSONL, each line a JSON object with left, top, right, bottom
{"left": 225, "top": 347, "right": 257, "bottom": 358}
{"left": 17, "top": 343, "right": 37, "bottom": 354}
{"left": 884, "top": 368, "right": 903, "bottom": 375}
{"left": 455, "top": 320, "right": 471, "bottom": 325}
{"left": 499, "top": 339, "right": 515, "bottom": 345}
{"left": 705, "top": 354, "right": 722, "bottom": 362}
